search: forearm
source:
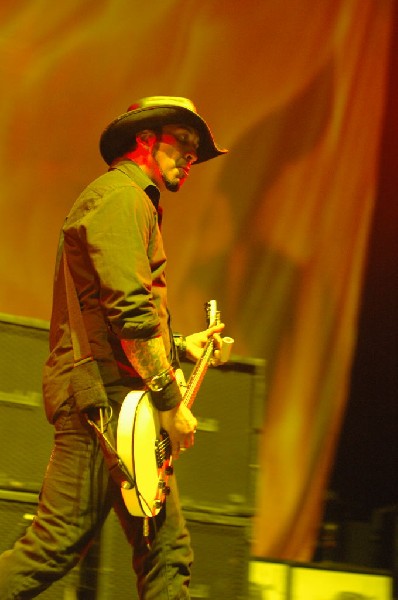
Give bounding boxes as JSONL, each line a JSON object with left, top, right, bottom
{"left": 121, "top": 336, "right": 170, "bottom": 380}
{"left": 121, "top": 336, "right": 182, "bottom": 411}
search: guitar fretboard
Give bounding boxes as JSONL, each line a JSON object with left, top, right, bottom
{"left": 183, "top": 339, "right": 214, "bottom": 410}
{"left": 182, "top": 302, "right": 220, "bottom": 410}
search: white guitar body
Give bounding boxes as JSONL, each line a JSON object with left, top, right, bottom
{"left": 117, "top": 300, "right": 220, "bottom": 518}
{"left": 117, "top": 389, "right": 169, "bottom": 517}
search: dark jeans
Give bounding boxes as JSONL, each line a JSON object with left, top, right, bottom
{"left": 0, "top": 397, "right": 192, "bottom": 599}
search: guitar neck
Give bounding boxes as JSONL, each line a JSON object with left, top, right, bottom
{"left": 183, "top": 338, "right": 214, "bottom": 410}
{"left": 182, "top": 299, "right": 219, "bottom": 411}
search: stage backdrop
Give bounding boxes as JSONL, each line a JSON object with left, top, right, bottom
{"left": 0, "top": 0, "right": 394, "bottom": 561}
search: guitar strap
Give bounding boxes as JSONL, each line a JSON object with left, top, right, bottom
{"left": 63, "top": 250, "right": 135, "bottom": 490}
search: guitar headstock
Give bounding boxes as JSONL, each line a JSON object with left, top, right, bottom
{"left": 204, "top": 299, "right": 220, "bottom": 328}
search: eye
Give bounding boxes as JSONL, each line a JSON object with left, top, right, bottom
{"left": 177, "top": 133, "right": 199, "bottom": 152}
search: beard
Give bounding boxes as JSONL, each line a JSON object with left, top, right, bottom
{"left": 164, "top": 180, "right": 180, "bottom": 192}
{"left": 162, "top": 173, "right": 181, "bottom": 193}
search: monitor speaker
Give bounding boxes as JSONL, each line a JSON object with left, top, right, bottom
{"left": 290, "top": 563, "right": 392, "bottom": 599}
{"left": 249, "top": 558, "right": 393, "bottom": 600}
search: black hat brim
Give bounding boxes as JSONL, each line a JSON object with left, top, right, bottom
{"left": 99, "top": 104, "right": 227, "bottom": 166}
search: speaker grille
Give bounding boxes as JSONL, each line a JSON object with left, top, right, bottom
{"left": 0, "top": 315, "right": 49, "bottom": 394}
{"left": 0, "top": 315, "right": 52, "bottom": 491}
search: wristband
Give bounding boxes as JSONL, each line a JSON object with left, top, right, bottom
{"left": 150, "top": 378, "right": 182, "bottom": 411}
{"left": 146, "top": 365, "right": 176, "bottom": 392}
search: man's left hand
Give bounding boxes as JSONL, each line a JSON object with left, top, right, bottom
{"left": 185, "top": 323, "right": 225, "bottom": 365}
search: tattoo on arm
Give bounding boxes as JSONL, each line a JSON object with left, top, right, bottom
{"left": 121, "top": 337, "right": 169, "bottom": 380}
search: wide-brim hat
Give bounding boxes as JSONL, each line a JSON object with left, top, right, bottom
{"left": 99, "top": 96, "right": 228, "bottom": 165}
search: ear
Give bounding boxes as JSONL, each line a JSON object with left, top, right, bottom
{"left": 136, "top": 129, "right": 157, "bottom": 150}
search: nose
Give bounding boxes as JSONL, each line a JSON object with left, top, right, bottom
{"left": 185, "top": 148, "right": 198, "bottom": 164}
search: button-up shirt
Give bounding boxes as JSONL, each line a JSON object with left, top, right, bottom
{"left": 43, "top": 160, "right": 172, "bottom": 422}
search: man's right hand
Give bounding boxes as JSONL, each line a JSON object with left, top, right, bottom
{"left": 159, "top": 402, "right": 198, "bottom": 460}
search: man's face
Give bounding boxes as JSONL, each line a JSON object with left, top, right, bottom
{"left": 152, "top": 124, "right": 200, "bottom": 192}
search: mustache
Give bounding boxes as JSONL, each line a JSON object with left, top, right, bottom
{"left": 176, "top": 162, "right": 191, "bottom": 176}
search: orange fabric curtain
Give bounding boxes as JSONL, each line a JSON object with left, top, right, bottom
{"left": 0, "top": 0, "right": 394, "bottom": 560}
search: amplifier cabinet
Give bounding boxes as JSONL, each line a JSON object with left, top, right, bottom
{"left": 0, "top": 314, "right": 52, "bottom": 491}
{"left": 0, "top": 314, "right": 267, "bottom": 512}
{"left": 0, "top": 489, "right": 139, "bottom": 600}
{"left": 0, "top": 489, "right": 83, "bottom": 599}
{"left": 96, "top": 510, "right": 138, "bottom": 600}
{"left": 183, "top": 509, "right": 251, "bottom": 600}
{"left": 177, "top": 356, "right": 266, "bottom": 514}
{"left": 0, "top": 314, "right": 49, "bottom": 395}
{"left": 96, "top": 508, "right": 251, "bottom": 600}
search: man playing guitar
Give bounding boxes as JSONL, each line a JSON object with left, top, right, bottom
{"left": 0, "top": 96, "right": 228, "bottom": 600}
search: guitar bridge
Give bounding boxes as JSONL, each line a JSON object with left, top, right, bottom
{"left": 155, "top": 429, "right": 171, "bottom": 468}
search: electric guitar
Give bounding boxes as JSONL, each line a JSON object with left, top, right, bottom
{"left": 117, "top": 300, "right": 219, "bottom": 517}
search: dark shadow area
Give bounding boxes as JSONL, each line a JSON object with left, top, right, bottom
{"left": 323, "top": 6, "right": 398, "bottom": 586}
{"left": 330, "top": 4, "right": 398, "bottom": 521}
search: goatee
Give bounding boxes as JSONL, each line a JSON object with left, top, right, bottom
{"left": 164, "top": 178, "right": 180, "bottom": 193}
